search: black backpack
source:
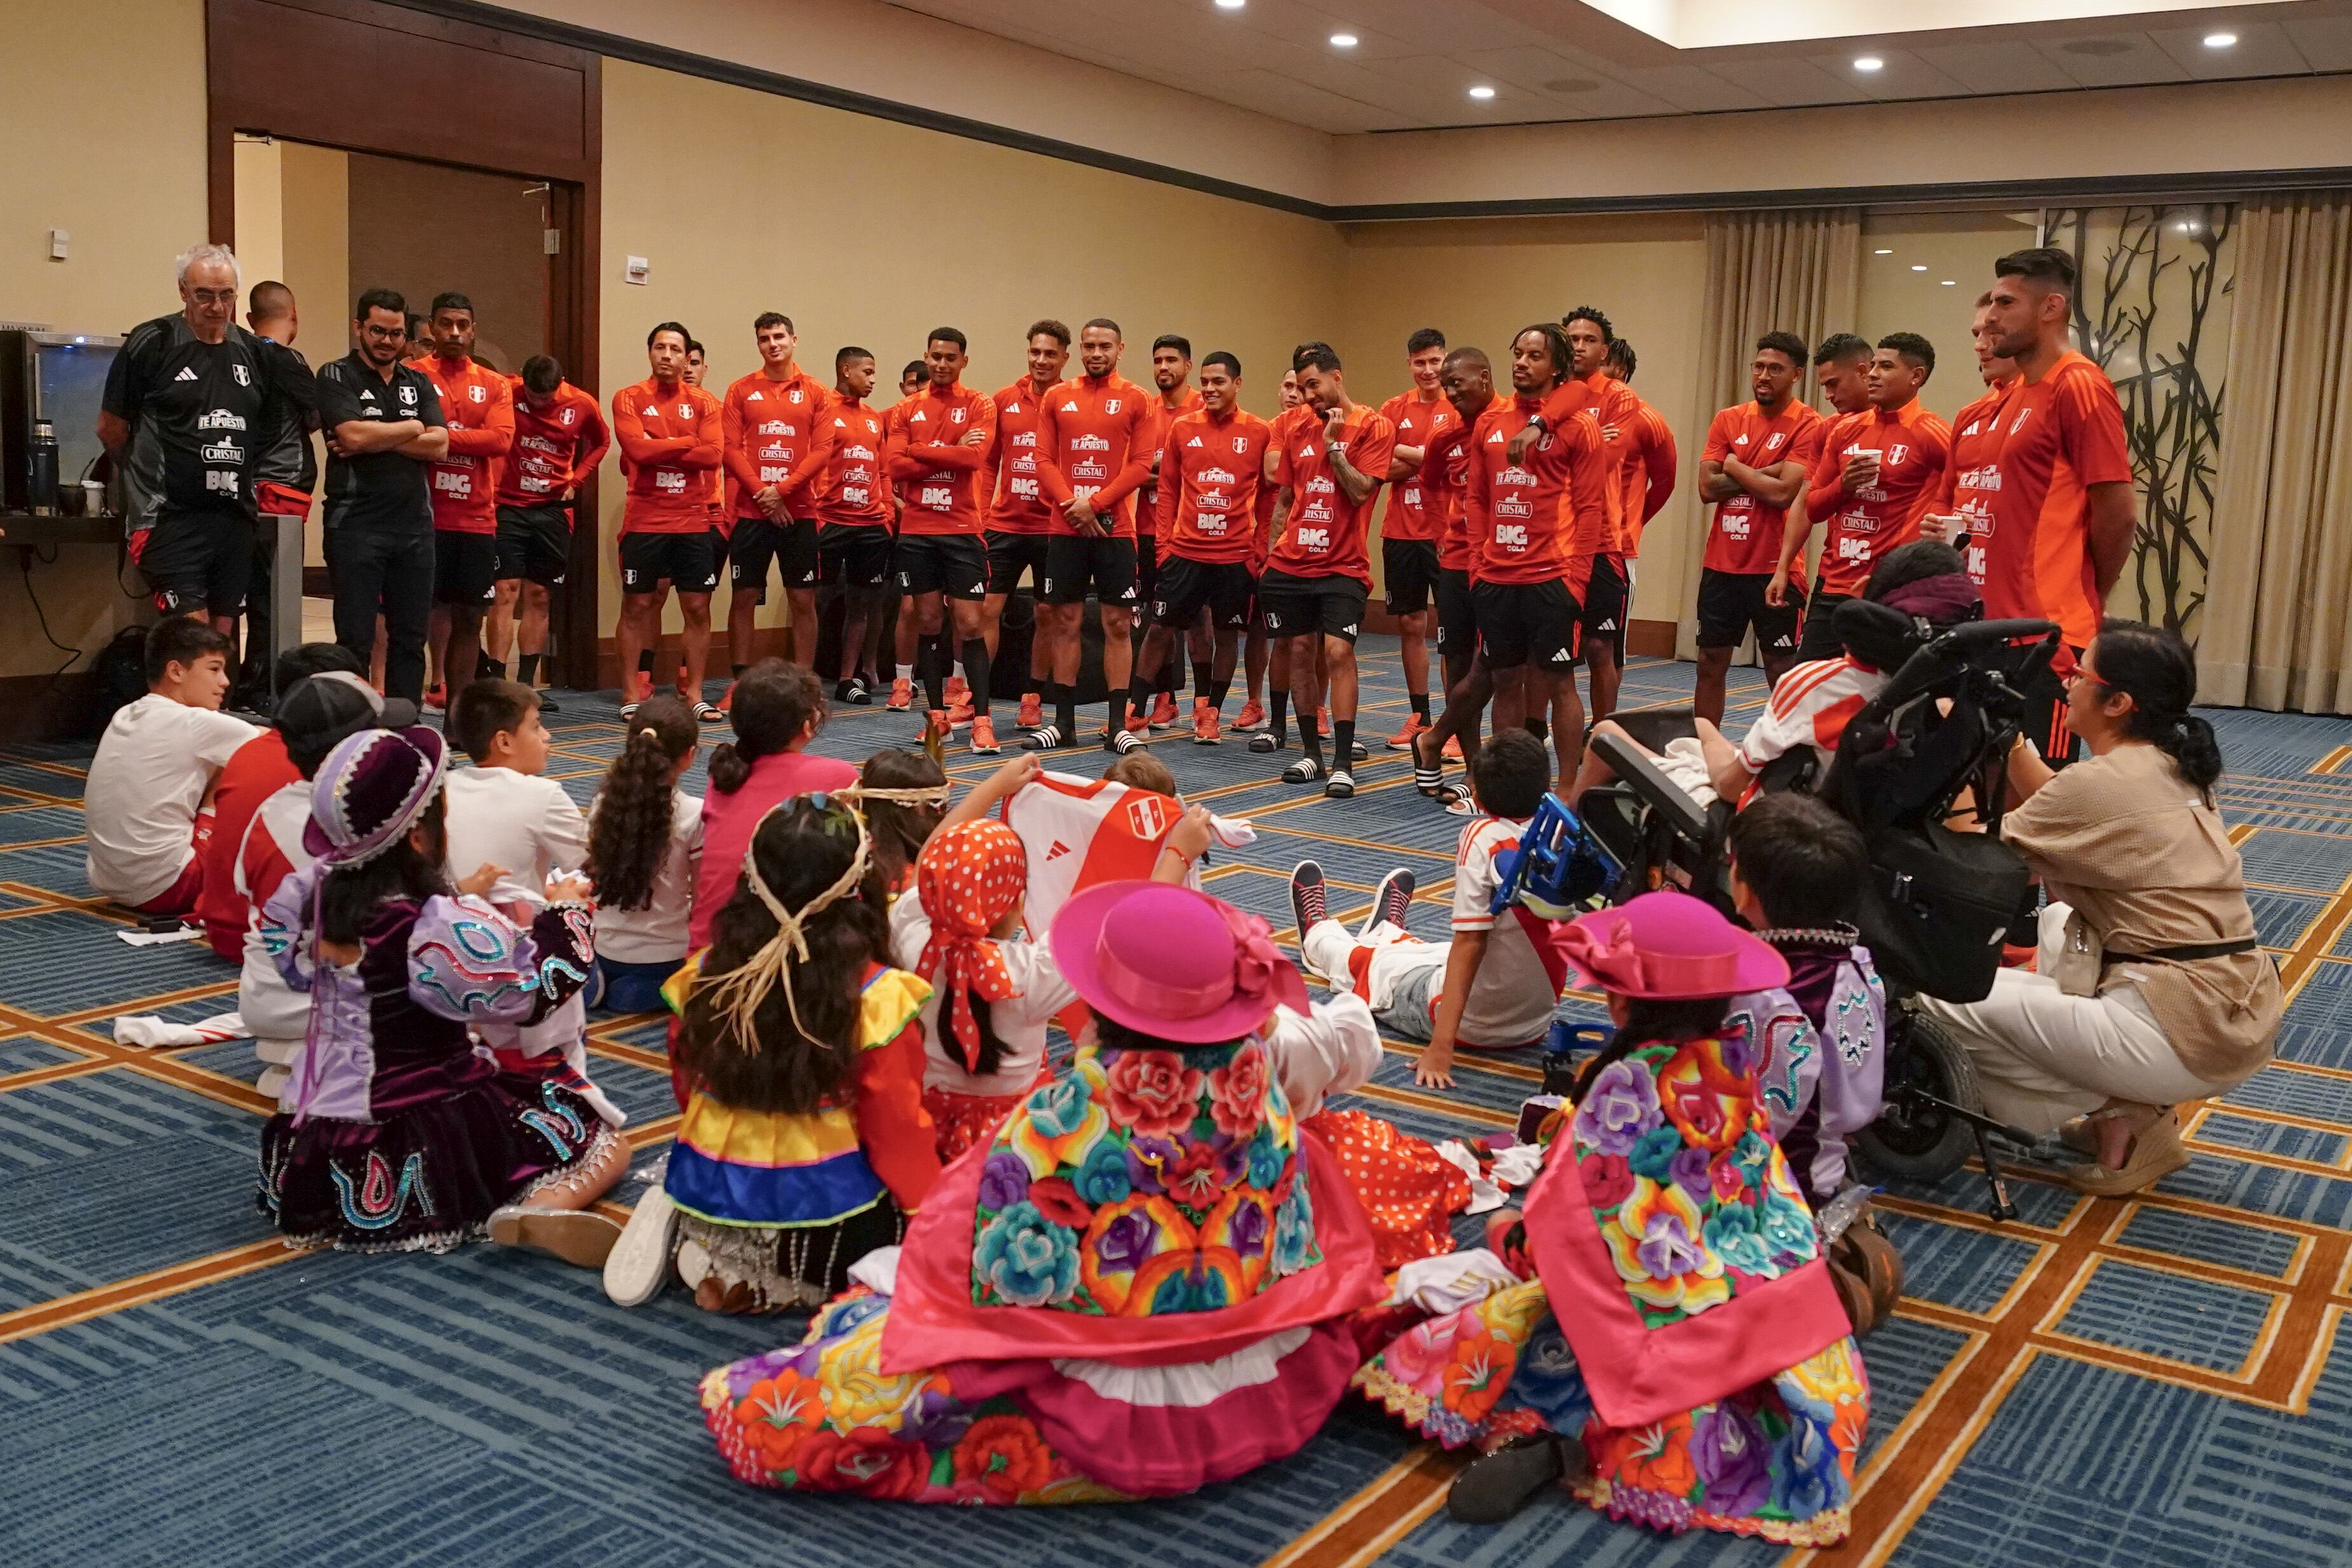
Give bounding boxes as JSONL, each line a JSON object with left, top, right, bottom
{"left": 75, "top": 625, "right": 152, "bottom": 740}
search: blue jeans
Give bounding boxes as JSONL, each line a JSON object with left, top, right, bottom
{"left": 593, "top": 955, "right": 680, "bottom": 1015}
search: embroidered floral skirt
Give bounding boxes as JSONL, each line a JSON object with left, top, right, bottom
{"left": 703, "top": 1286, "right": 1363, "bottom": 1502}
{"left": 258, "top": 1075, "right": 612, "bottom": 1254}
{"left": 1302, "top": 1109, "right": 1471, "bottom": 1271}
{"left": 1354, "top": 1278, "right": 1869, "bottom": 1546}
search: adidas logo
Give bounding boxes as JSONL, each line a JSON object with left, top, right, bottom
{"left": 1341, "top": 624, "right": 1358, "bottom": 636}
{"left": 1595, "top": 619, "right": 1618, "bottom": 632}
{"left": 1045, "top": 839, "right": 1073, "bottom": 861}
{"left": 1485, "top": 430, "right": 1504, "bottom": 443}
{"left": 1551, "top": 648, "right": 1572, "bottom": 661}
{"left": 1186, "top": 435, "right": 1203, "bottom": 447}
{"left": 1060, "top": 401, "right": 1079, "bottom": 412}
{"left": 175, "top": 367, "right": 198, "bottom": 382}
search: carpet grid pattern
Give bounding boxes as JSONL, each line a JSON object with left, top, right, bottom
{"left": 3, "top": 640, "right": 2350, "bottom": 1566}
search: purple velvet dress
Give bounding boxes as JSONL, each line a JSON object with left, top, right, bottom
{"left": 257, "top": 865, "right": 609, "bottom": 1252}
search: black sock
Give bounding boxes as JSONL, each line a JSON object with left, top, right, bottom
{"left": 637, "top": 649, "right": 656, "bottom": 674}
{"left": 1192, "top": 659, "right": 1215, "bottom": 702}
{"left": 1269, "top": 690, "right": 1290, "bottom": 742}
{"left": 1159, "top": 658, "right": 1179, "bottom": 697}
{"left": 732, "top": 663, "right": 747, "bottom": 678}
{"left": 1129, "top": 672, "right": 1154, "bottom": 726}
{"left": 923, "top": 639, "right": 948, "bottom": 712}
{"left": 1333, "top": 720, "right": 1355, "bottom": 769}
{"left": 1301, "top": 710, "right": 1323, "bottom": 764}
{"left": 960, "top": 638, "right": 991, "bottom": 715}
{"left": 1209, "top": 678, "right": 1232, "bottom": 710}
{"left": 1527, "top": 717, "right": 1548, "bottom": 742}
{"left": 1410, "top": 692, "right": 1430, "bottom": 720}
{"left": 516, "top": 653, "right": 539, "bottom": 685}
{"left": 1056, "top": 683, "right": 1078, "bottom": 739}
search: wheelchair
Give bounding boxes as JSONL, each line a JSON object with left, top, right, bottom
{"left": 1546, "top": 606, "right": 2066, "bottom": 1220}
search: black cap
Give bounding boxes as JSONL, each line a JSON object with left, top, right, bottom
{"left": 274, "top": 672, "right": 418, "bottom": 749}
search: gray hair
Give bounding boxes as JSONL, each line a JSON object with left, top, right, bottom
{"left": 175, "top": 242, "right": 241, "bottom": 288}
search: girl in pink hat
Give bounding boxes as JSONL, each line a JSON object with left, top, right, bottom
{"left": 1355, "top": 891, "right": 1872, "bottom": 1541}
{"left": 698, "top": 879, "right": 1389, "bottom": 1503}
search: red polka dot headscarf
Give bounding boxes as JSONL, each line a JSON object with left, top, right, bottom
{"left": 914, "top": 820, "right": 1030, "bottom": 1072}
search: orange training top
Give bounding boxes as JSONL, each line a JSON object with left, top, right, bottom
{"left": 722, "top": 366, "right": 834, "bottom": 523}
{"left": 1036, "top": 372, "right": 1154, "bottom": 538}
{"left": 417, "top": 355, "right": 513, "bottom": 534}
{"left": 612, "top": 377, "right": 724, "bottom": 535}
{"left": 1154, "top": 405, "right": 1271, "bottom": 566}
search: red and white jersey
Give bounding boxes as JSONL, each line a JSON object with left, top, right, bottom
{"left": 1736, "top": 656, "right": 1889, "bottom": 790}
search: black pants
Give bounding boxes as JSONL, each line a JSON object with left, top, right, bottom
{"left": 325, "top": 526, "right": 435, "bottom": 703}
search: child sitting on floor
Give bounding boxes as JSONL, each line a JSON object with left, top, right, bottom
{"left": 259, "top": 725, "right": 626, "bottom": 1263}
{"left": 442, "top": 679, "right": 589, "bottom": 912}
{"left": 1353, "top": 891, "right": 1870, "bottom": 1539}
{"left": 857, "top": 747, "right": 949, "bottom": 896}
{"left": 693, "top": 660, "right": 858, "bottom": 949}
{"left": 585, "top": 694, "right": 701, "bottom": 1014}
{"left": 1294, "top": 729, "right": 1564, "bottom": 1089}
{"left": 84, "top": 616, "right": 257, "bottom": 915}
{"left": 1724, "top": 792, "right": 1887, "bottom": 1206}
{"left": 603, "top": 795, "right": 943, "bottom": 1312}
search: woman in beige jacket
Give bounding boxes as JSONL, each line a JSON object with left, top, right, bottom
{"left": 1921, "top": 621, "right": 2281, "bottom": 1194}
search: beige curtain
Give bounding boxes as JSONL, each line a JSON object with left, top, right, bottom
{"left": 1679, "top": 209, "right": 1863, "bottom": 658}
{"left": 2200, "top": 193, "right": 2352, "bottom": 712}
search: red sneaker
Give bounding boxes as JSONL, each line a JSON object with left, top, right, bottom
{"left": 886, "top": 677, "right": 912, "bottom": 712}
{"left": 1233, "top": 699, "right": 1267, "bottom": 733}
{"left": 1149, "top": 692, "right": 1180, "bottom": 729}
{"left": 945, "top": 702, "right": 975, "bottom": 730}
{"left": 968, "top": 715, "right": 1001, "bottom": 755}
{"left": 422, "top": 683, "right": 447, "bottom": 715}
{"left": 1191, "top": 697, "right": 1220, "bottom": 745}
{"left": 1318, "top": 706, "right": 1332, "bottom": 734}
{"left": 1124, "top": 703, "right": 1150, "bottom": 735}
{"left": 1017, "top": 692, "right": 1043, "bottom": 729}
{"left": 945, "top": 675, "right": 971, "bottom": 710}
{"left": 717, "top": 680, "right": 736, "bottom": 715}
{"left": 1388, "top": 713, "right": 1431, "bottom": 750}
{"left": 1442, "top": 735, "right": 1465, "bottom": 760}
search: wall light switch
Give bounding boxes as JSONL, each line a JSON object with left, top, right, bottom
{"left": 625, "top": 255, "right": 649, "bottom": 285}
{"left": 48, "top": 229, "right": 69, "bottom": 260}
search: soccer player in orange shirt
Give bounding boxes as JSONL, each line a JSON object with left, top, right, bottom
{"left": 1562, "top": 306, "right": 1636, "bottom": 722}
{"left": 1131, "top": 351, "right": 1270, "bottom": 747}
{"left": 1812, "top": 332, "right": 1875, "bottom": 419}
{"left": 1787, "top": 332, "right": 1952, "bottom": 661}
{"left": 1025, "top": 319, "right": 1153, "bottom": 752}
{"left": 980, "top": 320, "right": 1071, "bottom": 731}
{"left": 611, "top": 322, "right": 724, "bottom": 722}
{"left": 1130, "top": 334, "right": 1205, "bottom": 730}
{"left": 1696, "top": 333, "right": 1823, "bottom": 724}
{"left": 1258, "top": 345, "right": 1396, "bottom": 797}
{"left": 1405, "top": 346, "right": 1503, "bottom": 801}
{"left": 1922, "top": 296, "right": 2021, "bottom": 568}
{"left": 1601, "top": 337, "right": 1679, "bottom": 576}
{"left": 720, "top": 311, "right": 834, "bottom": 686}
{"left": 1232, "top": 367, "right": 1308, "bottom": 736}
{"left": 414, "top": 292, "right": 513, "bottom": 706}
{"left": 884, "top": 327, "right": 998, "bottom": 748}
{"left": 1375, "top": 327, "right": 1451, "bottom": 751}
{"left": 812, "top": 346, "right": 896, "bottom": 705}
{"left": 1978, "top": 246, "right": 2137, "bottom": 762}
{"left": 491, "top": 353, "right": 608, "bottom": 711}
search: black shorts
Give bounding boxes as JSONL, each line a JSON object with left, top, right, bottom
{"left": 1695, "top": 567, "right": 1803, "bottom": 654}
{"left": 1152, "top": 556, "right": 1256, "bottom": 630}
{"left": 1472, "top": 579, "right": 1581, "bottom": 672}
{"left": 2021, "top": 648, "right": 2084, "bottom": 767}
{"left": 729, "top": 515, "right": 819, "bottom": 599}
{"left": 1796, "top": 589, "right": 1853, "bottom": 664}
{"left": 1382, "top": 538, "right": 1441, "bottom": 617}
{"left": 1256, "top": 568, "right": 1370, "bottom": 644}
{"left": 819, "top": 524, "right": 894, "bottom": 588}
{"left": 133, "top": 508, "right": 252, "bottom": 617}
{"left": 620, "top": 530, "right": 721, "bottom": 595}
{"left": 494, "top": 503, "right": 571, "bottom": 588}
{"left": 985, "top": 530, "right": 1052, "bottom": 596}
{"left": 1435, "top": 567, "right": 1477, "bottom": 660}
{"left": 1137, "top": 530, "right": 1162, "bottom": 602}
{"left": 1041, "top": 534, "right": 1140, "bottom": 607}
{"left": 433, "top": 531, "right": 499, "bottom": 607}
{"left": 1581, "top": 555, "right": 1630, "bottom": 657}
{"left": 895, "top": 533, "right": 989, "bottom": 601}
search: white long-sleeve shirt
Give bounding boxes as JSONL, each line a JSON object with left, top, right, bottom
{"left": 1261, "top": 994, "right": 1382, "bottom": 1119}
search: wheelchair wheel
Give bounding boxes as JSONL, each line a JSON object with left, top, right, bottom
{"left": 1852, "top": 1010, "right": 1982, "bottom": 1184}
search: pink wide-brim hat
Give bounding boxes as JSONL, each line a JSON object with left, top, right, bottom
{"left": 1558, "top": 889, "right": 1790, "bottom": 999}
{"left": 1050, "top": 880, "right": 1309, "bottom": 1044}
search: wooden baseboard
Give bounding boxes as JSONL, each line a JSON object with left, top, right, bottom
{"left": 1628, "top": 618, "right": 1678, "bottom": 658}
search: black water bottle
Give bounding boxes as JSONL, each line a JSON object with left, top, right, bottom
{"left": 27, "top": 419, "right": 60, "bottom": 515}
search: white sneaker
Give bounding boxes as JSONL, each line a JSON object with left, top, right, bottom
{"left": 602, "top": 1182, "right": 679, "bottom": 1307}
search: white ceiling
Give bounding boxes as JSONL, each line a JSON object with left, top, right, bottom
{"left": 881, "top": 0, "right": 2352, "bottom": 135}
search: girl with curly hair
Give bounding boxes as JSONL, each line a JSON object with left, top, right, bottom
{"left": 586, "top": 693, "right": 701, "bottom": 1013}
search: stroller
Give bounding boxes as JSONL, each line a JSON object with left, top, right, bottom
{"left": 1567, "top": 605, "right": 2065, "bottom": 1220}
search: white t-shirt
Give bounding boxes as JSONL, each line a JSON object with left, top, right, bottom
{"left": 1737, "top": 656, "right": 1887, "bottom": 782}
{"left": 84, "top": 694, "right": 259, "bottom": 905}
{"left": 591, "top": 786, "right": 703, "bottom": 965}
{"left": 1450, "top": 813, "right": 1566, "bottom": 1048}
{"left": 440, "top": 765, "right": 589, "bottom": 912}
{"left": 888, "top": 894, "right": 1078, "bottom": 1100}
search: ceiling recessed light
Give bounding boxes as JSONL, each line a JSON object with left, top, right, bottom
{"left": 1874, "top": 248, "right": 1893, "bottom": 255}
{"left": 1468, "top": 84, "right": 1496, "bottom": 99}
{"left": 1911, "top": 264, "right": 1928, "bottom": 272}
{"left": 1941, "top": 279, "right": 1957, "bottom": 287}
{"left": 1853, "top": 55, "right": 1884, "bottom": 72}
{"left": 1329, "top": 31, "right": 1356, "bottom": 46}
{"left": 2204, "top": 31, "right": 2237, "bottom": 49}
{"left": 1213, "top": 0, "right": 1243, "bottom": 10}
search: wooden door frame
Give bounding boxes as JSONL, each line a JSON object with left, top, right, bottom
{"left": 204, "top": 0, "right": 601, "bottom": 684}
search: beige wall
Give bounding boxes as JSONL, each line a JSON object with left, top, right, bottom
{"left": 1332, "top": 214, "right": 1710, "bottom": 625}
{"left": 0, "top": 0, "right": 207, "bottom": 681}
{"left": 499, "top": 0, "right": 1336, "bottom": 206}
{"left": 347, "top": 154, "right": 548, "bottom": 374}
{"left": 594, "top": 57, "right": 1346, "bottom": 638}
{"left": 1337, "top": 75, "right": 2352, "bottom": 209}
{"left": 277, "top": 142, "right": 350, "bottom": 569}
{"left": 1855, "top": 210, "right": 2043, "bottom": 422}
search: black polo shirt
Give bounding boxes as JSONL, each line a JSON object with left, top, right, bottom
{"left": 252, "top": 337, "right": 321, "bottom": 495}
{"left": 100, "top": 313, "right": 273, "bottom": 531}
{"left": 316, "top": 350, "right": 445, "bottom": 534}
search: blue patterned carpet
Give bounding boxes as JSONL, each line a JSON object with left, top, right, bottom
{"left": 6, "top": 640, "right": 2352, "bottom": 1567}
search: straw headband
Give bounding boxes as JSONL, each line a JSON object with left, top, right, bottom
{"left": 695, "top": 783, "right": 955, "bottom": 1049}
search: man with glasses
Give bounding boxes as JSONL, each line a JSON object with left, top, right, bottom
{"left": 314, "top": 287, "right": 448, "bottom": 703}
{"left": 98, "top": 243, "right": 277, "bottom": 634}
